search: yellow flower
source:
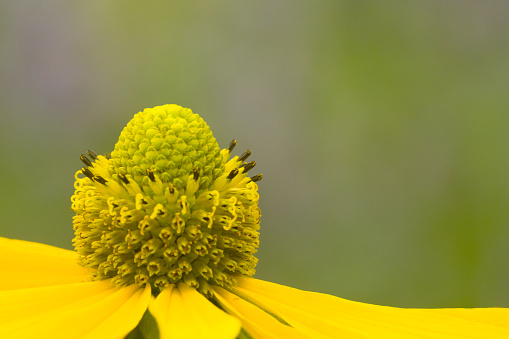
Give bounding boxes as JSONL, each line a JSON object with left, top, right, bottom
{"left": 1, "top": 104, "right": 509, "bottom": 338}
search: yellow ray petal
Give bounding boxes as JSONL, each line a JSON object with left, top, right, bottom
{"left": 150, "top": 283, "right": 241, "bottom": 339}
{"left": 234, "top": 277, "right": 509, "bottom": 338}
{"left": 431, "top": 308, "right": 509, "bottom": 330}
{"left": 213, "top": 286, "right": 310, "bottom": 339}
{"left": 0, "top": 237, "right": 89, "bottom": 290}
{"left": 0, "top": 280, "right": 151, "bottom": 339}
{"left": 81, "top": 284, "right": 152, "bottom": 339}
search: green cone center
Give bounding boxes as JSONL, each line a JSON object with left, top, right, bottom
{"left": 71, "top": 105, "right": 261, "bottom": 296}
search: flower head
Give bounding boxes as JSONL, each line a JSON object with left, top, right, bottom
{"left": 71, "top": 105, "right": 261, "bottom": 296}
{"left": 2, "top": 104, "right": 509, "bottom": 339}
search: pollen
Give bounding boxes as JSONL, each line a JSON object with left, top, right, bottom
{"left": 71, "top": 104, "right": 261, "bottom": 296}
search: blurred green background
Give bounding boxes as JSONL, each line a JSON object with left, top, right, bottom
{"left": 1, "top": 1, "right": 509, "bottom": 308}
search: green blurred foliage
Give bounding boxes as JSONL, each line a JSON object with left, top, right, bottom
{"left": 1, "top": 1, "right": 509, "bottom": 308}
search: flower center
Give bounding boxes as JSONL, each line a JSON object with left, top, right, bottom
{"left": 71, "top": 105, "right": 261, "bottom": 296}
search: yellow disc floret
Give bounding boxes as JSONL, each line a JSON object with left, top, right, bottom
{"left": 71, "top": 104, "right": 262, "bottom": 296}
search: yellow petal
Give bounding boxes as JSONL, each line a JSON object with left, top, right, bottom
{"left": 0, "top": 280, "right": 151, "bottom": 339}
{"left": 431, "top": 308, "right": 509, "bottom": 330}
{"left": 234, "top": 277, "right": 509, "bottom": 338}
{"left": 150, "top": 283, "right": 241, "bottom": 339}
{"left": 82, "top": 283, "right": 152, "bottom": 339}
{"left": 0, "top": 237, "right": 89, "bottom": 290}
{"left": 213, "top": 286, "right": 309, "bottom": 339}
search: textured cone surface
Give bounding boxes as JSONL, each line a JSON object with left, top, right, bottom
{"left": 72, "top": 104, "right": 261, "bottom": 295}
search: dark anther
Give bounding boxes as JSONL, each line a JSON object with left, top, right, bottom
{"left": 146, "top": 168, "right": 156, "bottom": 182}
{"left": 80, "top": 154, "right": 92, "bottom": 167}
{"left": 169, "top": 184, "right": 175, "bottom": 194}
{"left": 193, "top": 167, "right": 200, "bottom": 181}
{"left": 250, "top": 174, "right": 263, "bottom": 182}
{"left": 239, "top": 150, "right": 251, "bottom": 162}
{"left": 227, "top": 168, "right": 239, "bottom": 180}
{"left": 87, "top": 150, "right": 98, "bottom": 160}
{"left": 94, "top": 175, "right": 107, "bottom": 185}
{"left": 118, "top": 173, "right": 130, "bottom": 184}
{"left": 228, "top": 139, "right": 237, "bottom": 152}
{"left": 105, "top": 153, "right": 111, "bottom": 160}
{"left": 82, "top": 167, "right": 94, "bottom": 181}
{"left": 242, "top": 161, "right": 256, "bottom": 172}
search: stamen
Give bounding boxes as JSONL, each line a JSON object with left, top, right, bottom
{"left": 82, "top": 167, "right": 94, "bottom": 181}
{"left": 227, "top": 169, "right": 239, "bottom": 180}
{"left": 241, "top": 161, "right": 256, "bottom": 172}
{"left": 87, "top": 149, "right": 98, "bottom": 160}
{"left": 250, "top": 174, "right": 263, "bottom": 182}
{"left": 228, "top": 139, "right": 237, "bottom": 153}
{"left": 146, "top": 168, "right": 156, "bottom": 182}
{"left": 118, "top": 173, "right": 130, "bottom": 184}
{"left": 193, "top": 167, "right": 200, "bottom": 181}
{"left": 94, "top": 175, "right": 107, "bottom": 185}
{"left": 80, "top": 154, "right": 93, "bottom": 167}
{"left": 239, "top": 150, "right": 251, "bottom": 162}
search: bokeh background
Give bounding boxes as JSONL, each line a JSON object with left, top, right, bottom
{"left": 1, "top": 1, "right": 509, "bottom": 308}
